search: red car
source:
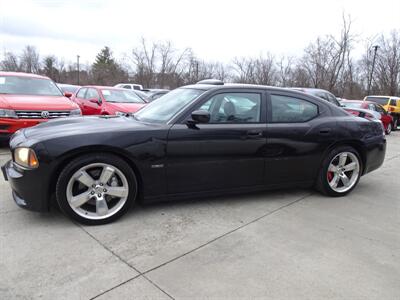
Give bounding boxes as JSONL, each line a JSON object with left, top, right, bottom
{"left": 342, "top": 100, "right": 393, "bottom": 134}
{"left": 0, "top": 72, "right": 81, "bottom": 141}
{"left": 73, "top": 86, "right": 147, "bottom": 116}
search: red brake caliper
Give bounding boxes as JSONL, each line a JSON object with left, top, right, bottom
{"left": 327, "top": 171, "right": 333, "bottom": 181}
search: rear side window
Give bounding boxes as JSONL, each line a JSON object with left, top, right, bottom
{"left": 76, "top": 88, "right": 87, "bottom": 98}
{"left": 270, "top": 95, "right": 318, "bottom": 123}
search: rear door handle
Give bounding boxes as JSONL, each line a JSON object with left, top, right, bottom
{"left": 319, "top": 128, "right": 331, "bottom": 135}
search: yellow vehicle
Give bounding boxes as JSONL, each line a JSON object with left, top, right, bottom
{"left": 363, "top": 95, "right": 400, "bottom": 130}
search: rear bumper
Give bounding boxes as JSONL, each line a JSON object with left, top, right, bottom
{"left": 0, "top": 118, "right": 47, "bottom": 135}
{"left": 2, "top": 160, "right": 50, "bottom": 212}
{"left": 363, "top": 136, "right": 387, "bottom": 175}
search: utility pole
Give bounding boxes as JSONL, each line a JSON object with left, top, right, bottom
{"left": 367, "top": 45, "right": 379, "bottom": 95}
{"left": 77, "top": 55, "right": 80, "bottom": 85}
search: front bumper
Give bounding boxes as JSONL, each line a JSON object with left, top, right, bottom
{"left": 2, "top": 160, "right": 50, "bottom": 212}
{"left": 0, "top": 118, "right": 48, "bottom": 135}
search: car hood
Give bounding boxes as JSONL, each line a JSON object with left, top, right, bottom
{"left": 0, "top": 94, "right": 79, "bottom": 110}
{"left": 21, "top": 115, "right": 161, "bottom": 142}
{"left": 106, "top": 102, "right": 146, "bottom": 113}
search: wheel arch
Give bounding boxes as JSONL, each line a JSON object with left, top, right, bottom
{"left": 321, "top": 140, "right": 367, "bottom": 175}
{"left": 48, "top": 145, "right": 143, "bottom": 208}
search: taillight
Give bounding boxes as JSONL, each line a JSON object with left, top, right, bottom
{"left": 365, "top": 114, "right": 375, "bottom": 120}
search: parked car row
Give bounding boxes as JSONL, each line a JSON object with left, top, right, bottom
{"left": 1, "top": 72, "right": 398, "bottom": 143}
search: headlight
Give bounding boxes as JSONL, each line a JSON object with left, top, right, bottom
{"left": 14, "top": 148, "right": 39, "bottom": 168}
{"left": 115, "top": 111, "right": 129, "bottom": 117}
{"left": 0, "top": 109, "right": 18, "bottom": 118}
{"left": 69, "top": 109, "right": 82, "bottom": 116}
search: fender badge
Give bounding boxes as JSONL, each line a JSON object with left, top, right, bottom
{"left": 151, "top": 164, "right": 164, "bottom": 169}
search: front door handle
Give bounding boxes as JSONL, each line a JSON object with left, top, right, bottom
{"left": 246, "top": 130, "right": 263, "bottom": 138}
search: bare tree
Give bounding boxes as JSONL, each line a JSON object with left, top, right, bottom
{"left": 300, "top": 15, "right": 354, "bottom": 93}
{"left": 20, "top": 45, "right": 40, "bottom": 73}
{"left": 42, "top": 55, "right": 59, "bottom": 80}
{"left": 0, "top": 51, "right": 20, "bottom": 71}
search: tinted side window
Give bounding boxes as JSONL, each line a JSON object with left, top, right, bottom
{"left": 375, "top": 105, "right": 385, "bottom": 113}
{"left": 327, "top": 93, "right": 340, "bottom": 106}
{"left": 123, "top": 85, "right": 132, "bottom": 89}
{"left": 199, "top": 92, "right": 261, "bottom": 123}
{"left": 270, "top": 95, "right": 318, "bottom": 123}
{"left": 390, "top": 99, "right": 397, "bottom": 106}
{"left": 76, "top": 88, "right": 87, "bottom": 98}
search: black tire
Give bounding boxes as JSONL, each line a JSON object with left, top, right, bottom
{"left": 56, "top": 153, "right": 137, "bottom": 225}
{"left": 315, "top": 146, "right": 362, "bottom": 197}
{"left": 392, "top": 117, "right": 398, "bottom": 131}
{"left": 386, "top": 122, "right": 392, "bottom": 135}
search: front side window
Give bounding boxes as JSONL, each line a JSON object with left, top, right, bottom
{"left": 390, "top": 99, "right": 397, "bottom": 106}
{"left": 76, "top": 88, "right": 87, "bottom": 98}
{"left": 198, "top": 92, "right": 261, "bottom": 123}
{"left": 0, "top": 76, "right": 62, "bottom": 96}
{"left": 270, "top": 95, "right": 318, "bottom": 123}
{"left": 135, "top": 88, "right": 204, "bottom": 123}
{"left": 123, "top": 85, "right": 132, "bottom": 89}
{"left": 85, "top": 88, "right": 100, "bottom": 100}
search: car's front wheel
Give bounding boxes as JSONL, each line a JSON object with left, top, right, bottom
{"left": 316, "top": 146, "right": 362, "bottom": 197}
{"left": 56, "top": 153, "right": 137, "bottom": 225}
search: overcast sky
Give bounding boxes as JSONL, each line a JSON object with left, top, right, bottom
{"left": 0, "top": 0, "right": 399, "bottom": 66}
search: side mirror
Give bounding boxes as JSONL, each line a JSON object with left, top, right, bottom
{"left": 191, "top": 110, "right": 210, "bottom": 123}
{"left": 89, "top": 98, "right": 101, "bottom": 105}
{"left": 64, "top": 92, "right": 73, "bottom": 98}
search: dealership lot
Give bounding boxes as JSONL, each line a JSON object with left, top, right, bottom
{"left": 0, "top": 134, "right": 399, "bottom": 299}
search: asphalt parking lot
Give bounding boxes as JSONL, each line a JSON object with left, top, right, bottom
{"left": 0, "top": 135, "right": 399, "bottom": 300}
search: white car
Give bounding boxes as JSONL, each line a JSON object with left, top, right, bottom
{"left": 114, "top": 83, "right": 143, "bottom": 90}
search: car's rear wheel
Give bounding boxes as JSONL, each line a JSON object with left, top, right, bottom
{"left": 386, "top": 123, "right": 392, "bottom": 135}
{"left": 316, "top": 146, "right": 361, "bottom": 197}
{"left": 56, "top": 153, "right": 137, "bottom": 225}
{"left": 392, "top": 117, "right": 398, "bottom": 131}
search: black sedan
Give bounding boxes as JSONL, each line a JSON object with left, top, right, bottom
{"left": 2, "top": 81, "right": 386, "bottom": 224}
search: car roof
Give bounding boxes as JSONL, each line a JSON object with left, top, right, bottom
{"left": 366, "top": 95, "right": 400, "bottom": 100}
{"left": 183, "top": 83, "right": 295, "bottom": 92}
{"left": 290, "top": 87, "right": 332, "bottom": 94}
{"left": 81, "top": 85, "right": 127, "bottom": 90}
{"left": 0, "top": 71, "right": 49, "bottom": 80}
{"left": 345, "top": 100, "right": 378, "bottom": 105}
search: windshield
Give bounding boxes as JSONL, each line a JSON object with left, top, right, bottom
{"left": 343, "top": 102, "right": 362, "bottom": 108}
{"left": 365, "top": 96, "right": 389, "bottom": 105}
{"left": 135, "top": 88, "right": 205, "bottom": 123}
{"left": 0, "top": 76, "right": 63, "bottom": 96}
{"left": 101, "top": 89, "right": 146, "bottom": 103}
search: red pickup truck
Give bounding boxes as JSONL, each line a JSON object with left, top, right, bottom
{"left": 0, "top": 72, "right": 81, "bottom": 141}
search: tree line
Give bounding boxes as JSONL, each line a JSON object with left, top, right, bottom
{"left": 1, "top": 20, "right": 399, "bottom": 99}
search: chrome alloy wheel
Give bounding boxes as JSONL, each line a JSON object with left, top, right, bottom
{"left": 66, "top": 163, "right": 129, "bottom": 220}
{"left": 326, "top": 152, "right": 360, "bottom": 193}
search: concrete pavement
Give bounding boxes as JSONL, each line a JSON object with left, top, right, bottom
{"left": 0, "top": 134, "right": 399, "bottom": 299}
